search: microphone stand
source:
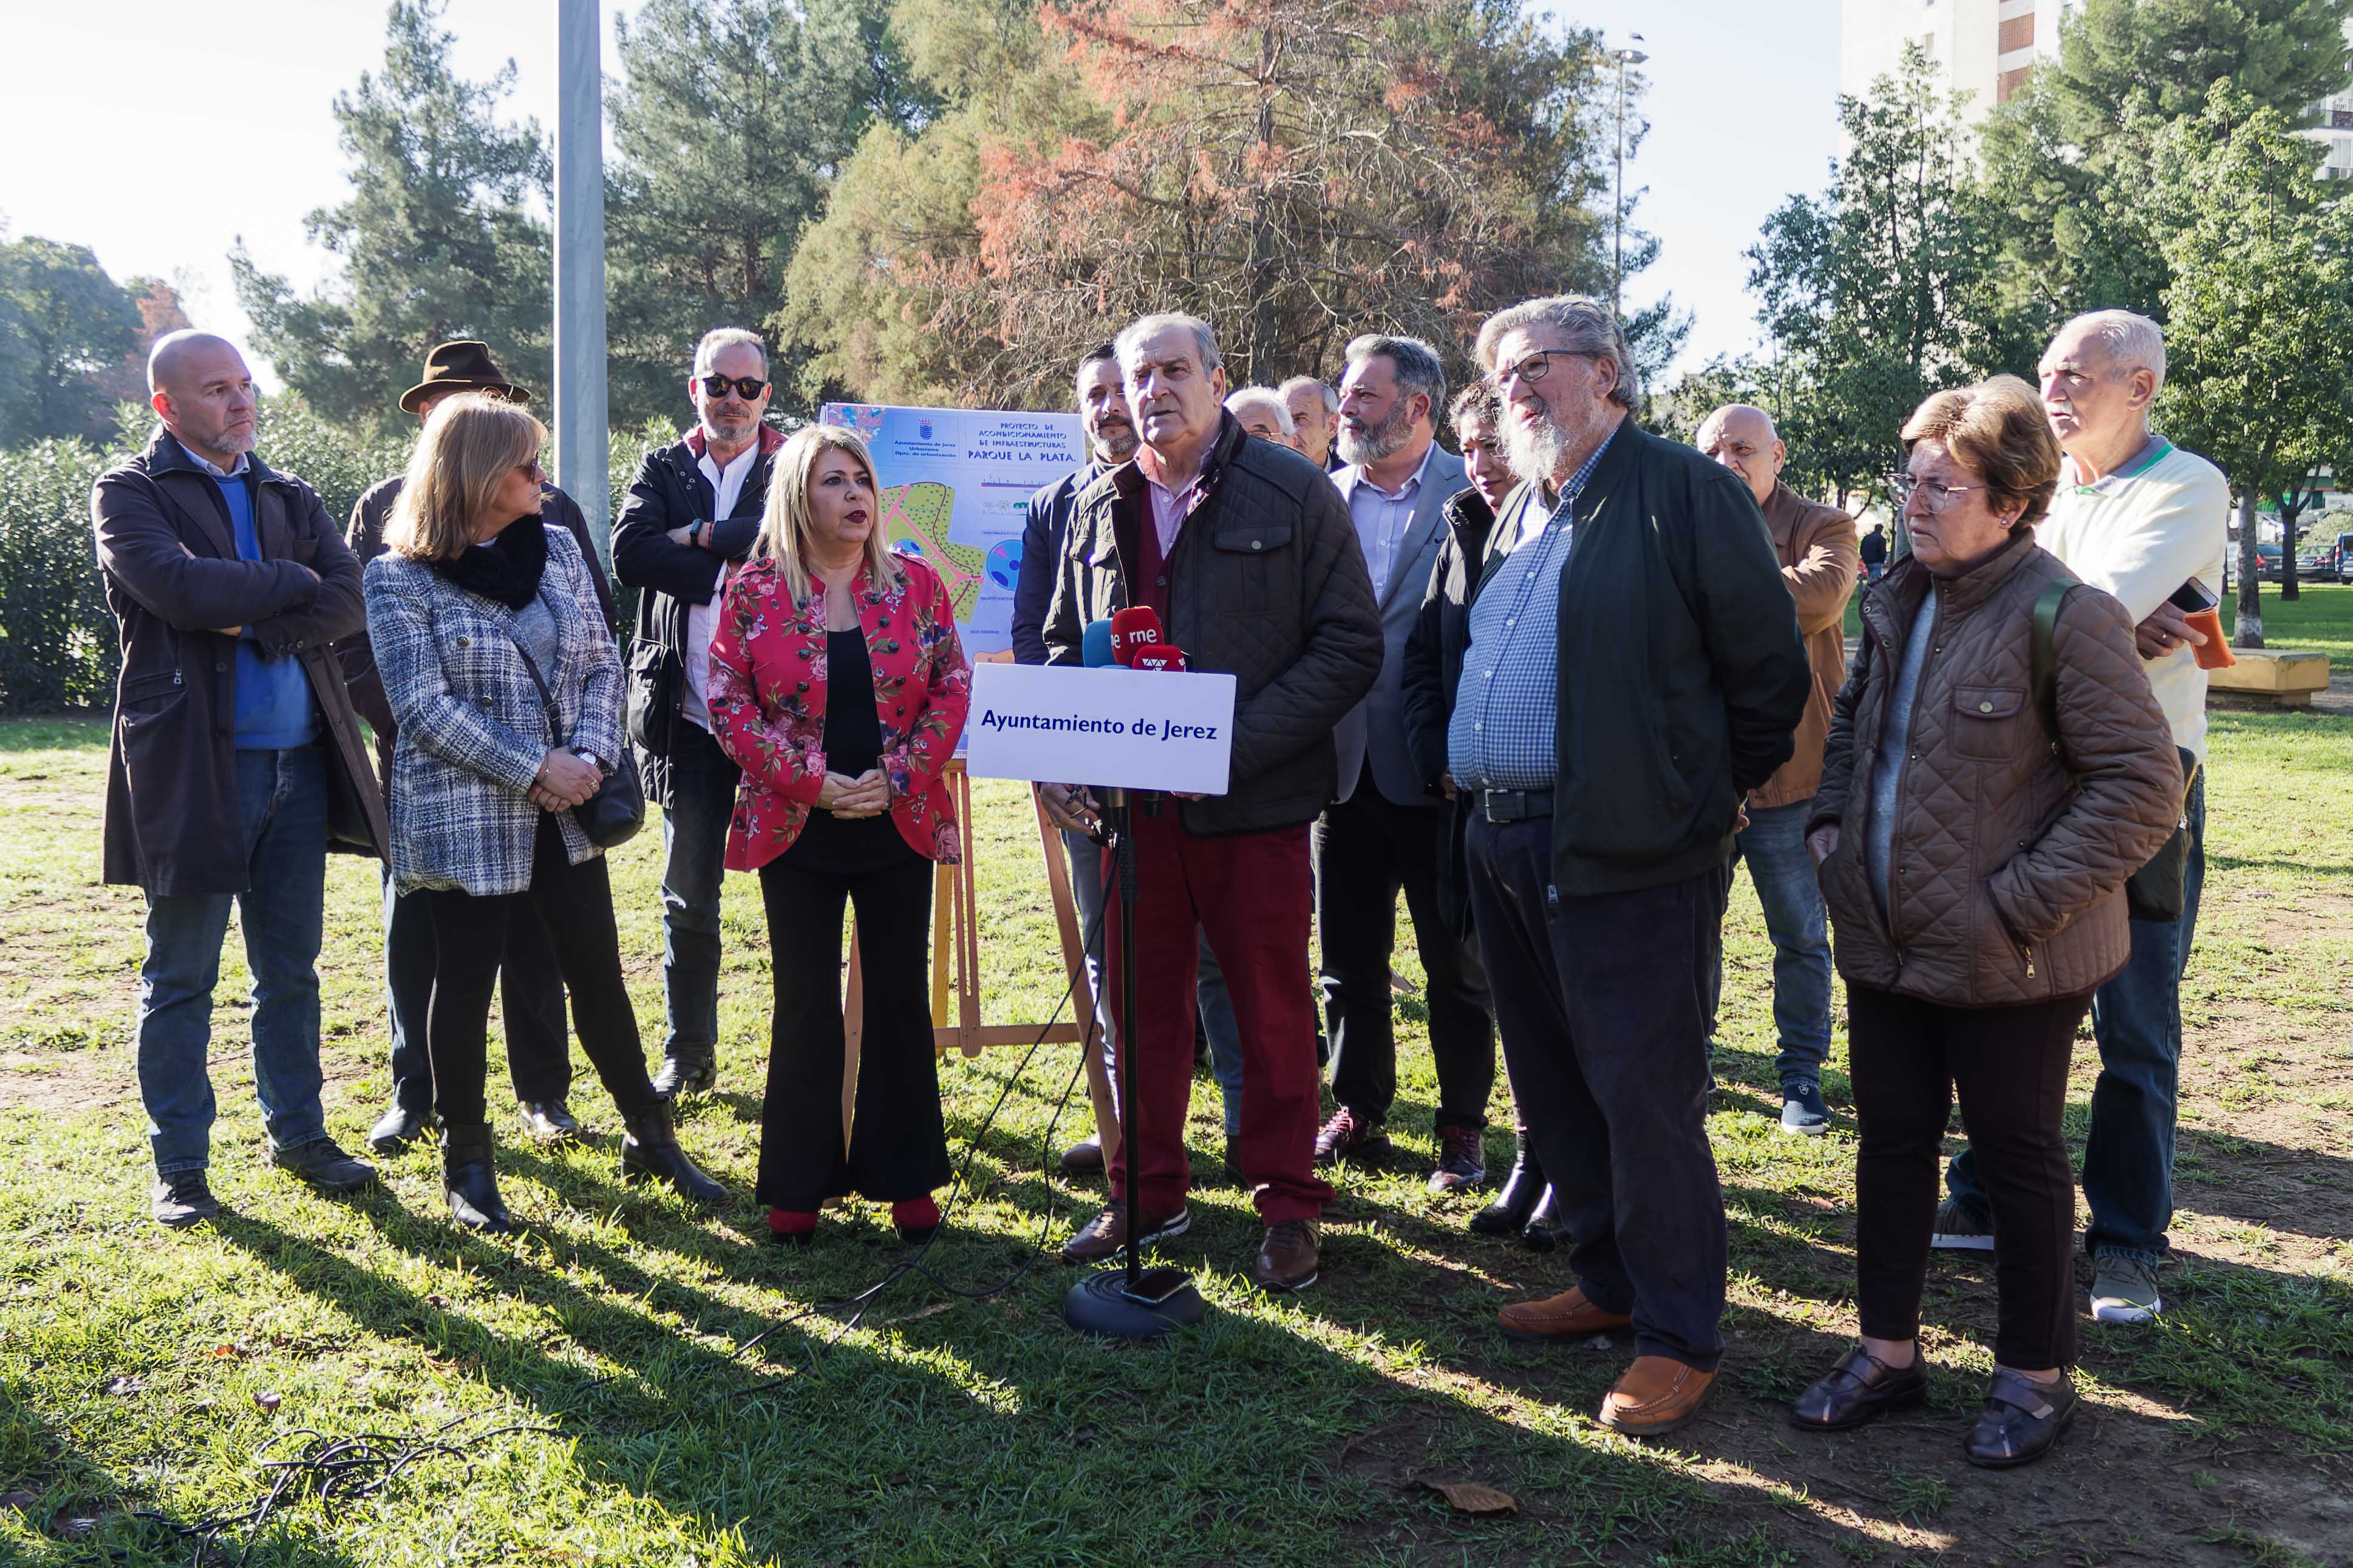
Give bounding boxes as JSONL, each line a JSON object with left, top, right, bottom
{"left": 1063, "top": 783, "right": 1207, "bottom": 1339}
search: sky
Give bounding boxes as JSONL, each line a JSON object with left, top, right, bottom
{"left": 0, "top": 0, "right": 1842, "bottom": 386}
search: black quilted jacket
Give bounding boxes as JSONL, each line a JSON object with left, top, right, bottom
{"left": 1041, "top": 413, "right": 1381, "bottom": 837}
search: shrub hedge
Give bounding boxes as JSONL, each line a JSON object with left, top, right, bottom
{"left": 0, "top": 403, "right": 678, "bottom": 714}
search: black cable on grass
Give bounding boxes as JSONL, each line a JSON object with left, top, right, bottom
{"left": 126, "top": 1408, "right": 560, "bottom": 1567}
{"left": 706, "top": 847, "right": 1112, "bottom": 1388}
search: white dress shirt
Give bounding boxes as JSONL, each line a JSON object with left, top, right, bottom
{"left": 1340, "top": 443, "right": 1434, "bottom": 594}
{"left": 682, "top": 441, "right": 757, "bottom": 731}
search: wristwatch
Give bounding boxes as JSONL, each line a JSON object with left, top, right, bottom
{"left": 576, "top": 748, "right": 607, "bottom": 772}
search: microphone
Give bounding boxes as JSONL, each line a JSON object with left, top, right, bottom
{"left": 1130, "top": 643, "right": 1189, "bottom": 673}
{"left": 1109, "top": 605, "right": 1163, "bottom": 667}
{"left": 1081, "top": 618, "right": 1116, "bottom": 668}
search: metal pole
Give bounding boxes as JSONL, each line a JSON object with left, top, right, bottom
{"left": 1613, "top": 57, "right": 1625, "bottom": 315}
{"left": 554, "top": 0, "right": 610, "bottom": 565}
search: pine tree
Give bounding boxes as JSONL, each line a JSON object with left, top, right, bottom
{"left": 782, "top": 0, "right": 1669, "bottom": 408}
{"left": 602, "top": 0, "right": 928, "bottom": 427}
{"left": 231, "top": 0, "right": 551, "bottom": 433}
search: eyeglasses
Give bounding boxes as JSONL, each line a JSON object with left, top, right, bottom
{"left": 696, "top": 375, "right": 768, "bottom": 402}
{"left": 1885, "top": 472, "right": 1989, "bottom": 512}
{"left": 1493, "top": 348, "right": 1600, "bottom": 390}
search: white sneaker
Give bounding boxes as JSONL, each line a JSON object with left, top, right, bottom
{"left": 1929, "top": 1198, "right": 1995, "bottom": 1251}
{"left": 2090, "top": 1257, "right": 2163, "bottom": 1323}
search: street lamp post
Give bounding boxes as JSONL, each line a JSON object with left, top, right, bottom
{"left": 554, "top": 0, "right": 610, "bottom": 563}
{"left": 1609, "top": 43, "right": 1647, "bottom": 317}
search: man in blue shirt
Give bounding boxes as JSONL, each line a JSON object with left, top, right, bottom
{"left": 92, "top": 331, "right": 389, "bottom": 1226}
{"left": 1454, "top": 297, "right": 1810, "bottom": 1438}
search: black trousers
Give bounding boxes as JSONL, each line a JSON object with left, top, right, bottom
{"left": 755, "top": 853, "right": 950, "bottom": 1211}
{"left": 1314, "top": 772, "right": 1495, "bottom": 1130}
{"left": 421, "top": 815, "right": 658, "bottom": 1129}
{"left": 1467, "top": 813, "right": 1730, "bottom": 1371}
{"left": 1849, "top": 983, "right": 2087, "bottom": 1370}
{"left": 386, "top": 867, "right": 571, "bottom": 1110}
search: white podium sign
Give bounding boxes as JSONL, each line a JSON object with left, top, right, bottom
{"left": 964, "top": 664, "right": 1236, "bottom": 795}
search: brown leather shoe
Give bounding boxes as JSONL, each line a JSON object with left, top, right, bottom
{"left": 1252, "top": 1218, "right": 1320, "bottom": 1291}
{"left": 1427, "top": 1125, "right": 1488, "bottom": 1193}
{"left": 1313, "top": 1107, "right": 1390, "bottom": 1166}
{"left": 1497, "top": 1285, "right": 1633, "bottom": 1344}
{"left": 1599, "top": 1356, "right": 1715, "bottom": 1437}
{"left": 1058, "top": 1202, "right": 1188, "bottom": 1264}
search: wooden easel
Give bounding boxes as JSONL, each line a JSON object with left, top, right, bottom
{"left": 841, "top": 761, "right": 1119, "bottom": 1157}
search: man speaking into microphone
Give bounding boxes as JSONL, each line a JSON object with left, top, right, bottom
{"left": 1041, "top": 312, "right": 1380, "bottom": 1291}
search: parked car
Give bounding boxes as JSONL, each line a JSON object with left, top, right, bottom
{"left": 2254, "top": 542, "right": 2285, "bottom": 582}
{"left": 2341, "top": 532, "right": 2353, "bottom": 583}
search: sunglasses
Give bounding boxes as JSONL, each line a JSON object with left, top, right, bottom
{"left": 696, "top": 374, "right": 768, "bottom": 402}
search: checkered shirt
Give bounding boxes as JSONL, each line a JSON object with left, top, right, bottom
{"left": 1446, "top": 426, "right": 1618, "bottom": 790}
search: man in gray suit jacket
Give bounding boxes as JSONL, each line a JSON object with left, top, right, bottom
{"left": 1315, "top": 335, "right": 1496, "bottom": 1189}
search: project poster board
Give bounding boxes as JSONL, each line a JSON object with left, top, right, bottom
{"left": 964, "top": 664, "right": 1236, "bottom": 796}
{"left": 820, "top": 402, "right": 1085, "bottom": 658}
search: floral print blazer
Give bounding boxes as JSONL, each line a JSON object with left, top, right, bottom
{"left": 706, "top": 553, "right": 972, "bottom": 871}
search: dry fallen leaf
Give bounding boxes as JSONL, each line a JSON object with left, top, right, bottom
{"left": 101, "top": 1376, "right": 141, "bottom": 1397}
{"left": 1418, "top": 1478, "right": 1518, "bottom": 1515}
{"left": 253, "top": 1391, "right": 282, "bottom": 1413}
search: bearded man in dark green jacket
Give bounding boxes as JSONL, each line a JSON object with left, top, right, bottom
{"left": 1448, "top": 295, "right": 1810, "bottom": 1438}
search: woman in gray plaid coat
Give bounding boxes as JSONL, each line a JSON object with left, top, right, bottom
{"left": 363, "top": 395, "right": 726, "bottom": 1232}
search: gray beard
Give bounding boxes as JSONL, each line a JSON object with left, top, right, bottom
{"left": 1336, "top": 404, "right": 1411, "bottom": 467}
{"left": 1502, "top": 408, "right": 1570, "bottom": 486}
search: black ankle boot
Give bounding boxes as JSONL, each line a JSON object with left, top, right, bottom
{"left": 651, "top": 1053, "right": 715, "bottom": 1099}
{"left": 1521, "top": 1184, "right": 1570, "bottom": 1251}
{"left": 1471, "top": 1135, "right": 1545, "bottom": 1236}
{"left": 621, "top": 1102, "right": 727, "bottom": 1204}
{"left": 441, "top": 1122, "right": 512, "bottom": 1233}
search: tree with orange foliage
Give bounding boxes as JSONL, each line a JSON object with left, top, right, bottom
{"left": 782, "top": 0, "right": 1676, "bottom": 408}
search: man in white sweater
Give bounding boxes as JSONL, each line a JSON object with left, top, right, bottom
{"left": 1932, "top": 311, "right": 2228, "bottom": 1328}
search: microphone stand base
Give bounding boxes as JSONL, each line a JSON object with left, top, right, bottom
{"left": 1062, "top": 1268, "right": 1208, "bottom": 1339}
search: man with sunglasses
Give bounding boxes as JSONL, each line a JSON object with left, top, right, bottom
{"left": 344, "top": 341, "right": 619, "bottom": 1154}
{"left": 613, "top": 327, "right": 786, "bottom": 1099}
{"left": 1454, "top": 296, "right": 1808, "bottom": 1437}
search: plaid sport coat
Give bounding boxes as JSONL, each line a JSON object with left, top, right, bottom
{"left": 362, "top": 525, "right": 624, "bottom": 895}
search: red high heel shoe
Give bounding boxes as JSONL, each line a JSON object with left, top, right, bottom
{"left": 891, "top": 1196, "right": 941, "bottom": 1246}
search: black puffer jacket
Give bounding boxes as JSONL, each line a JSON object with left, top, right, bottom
{"left": 1041, "top": 413, "right": 1381, "bottom": 837}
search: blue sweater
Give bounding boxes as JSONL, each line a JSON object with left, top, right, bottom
{"left": 215, "top": 473, "right": 317, "bottom": 750}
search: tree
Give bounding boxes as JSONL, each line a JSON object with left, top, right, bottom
{"left": 232, "top": 0, "right": 550, "bottom": 433}
{"left": 2271, "top": 464, "right": 2329, "bottom": 600}
{"left": 603, "top": 0, "right": 929, "bottom": 427}
{"left": 1746, "top": 47, "right": 2004, "bottom": 513}
{"left": 0, "top": 229, "right": 143, "bottom": 447}
{"left": 2153, "top": 88, "right": 2353, "bottom": 648}
{"left": 1976, "top": 0, "right": 2352, "bottom": 338}
{"left": 783, "top": 0, "right": 1669, "bottom": 409}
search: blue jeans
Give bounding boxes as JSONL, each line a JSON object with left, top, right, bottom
{"left": 1067, "top": 828, "right": 1244, "bottom": 1136}
{"left": 1948, "top": 770, "right": 2205, "bottom": 1262}
{"left": 658, "top": 720, "right": 741, "bottom": 1061}
{"left": 1706, "top": 799, "right": 1834, "bottom": 1089}
{"left": 137, "top": 746, "right": 330, "bottom": 1175}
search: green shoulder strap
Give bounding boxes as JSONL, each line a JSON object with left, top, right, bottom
{"left": 2029, "top": 580, "right": 2075, "bottom": 755}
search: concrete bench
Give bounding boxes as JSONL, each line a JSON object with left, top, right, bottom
{"left": 2207, "top": 649, "right": 2333, "bottom": 707}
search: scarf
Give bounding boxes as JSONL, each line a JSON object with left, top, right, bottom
{"left": 432, "top": 517, "right": 547, "bottom": 609}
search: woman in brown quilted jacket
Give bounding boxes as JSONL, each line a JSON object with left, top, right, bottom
{"left": 1789, "top": 377, "right": 2181, "bottom": 1468}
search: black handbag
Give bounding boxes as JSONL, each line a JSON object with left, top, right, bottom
{"left": 500, "top": 628, "right": 646, "bottom": 850}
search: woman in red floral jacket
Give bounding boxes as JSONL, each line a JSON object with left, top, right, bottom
{"left": 706, "top": 424, "right": 971, "bottom": 1247}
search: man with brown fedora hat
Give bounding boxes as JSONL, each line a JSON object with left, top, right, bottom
{"left": 395, "top": 340, "right": 539, "bottom": 415}
{"left": 339, "top": 339, "right": 620, "bottom": 1155}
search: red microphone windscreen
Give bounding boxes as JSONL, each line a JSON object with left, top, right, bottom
{"left": 1131, "top": 643, "right": 1188, "bottom": 672}
{"left": 1109, "top": 605, "right": 1163, "bottom": 667}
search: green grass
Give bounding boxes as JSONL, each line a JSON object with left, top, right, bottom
{"left": 2, "top": 710, "right": 2350, "bottom": 1567}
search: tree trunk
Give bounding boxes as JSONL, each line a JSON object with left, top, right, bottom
{"left": 2233, "top": 489, "right": 2264, "bottom": 649}
{"left": 2280, "top": 500, "right": 2302, "bottom": 601}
